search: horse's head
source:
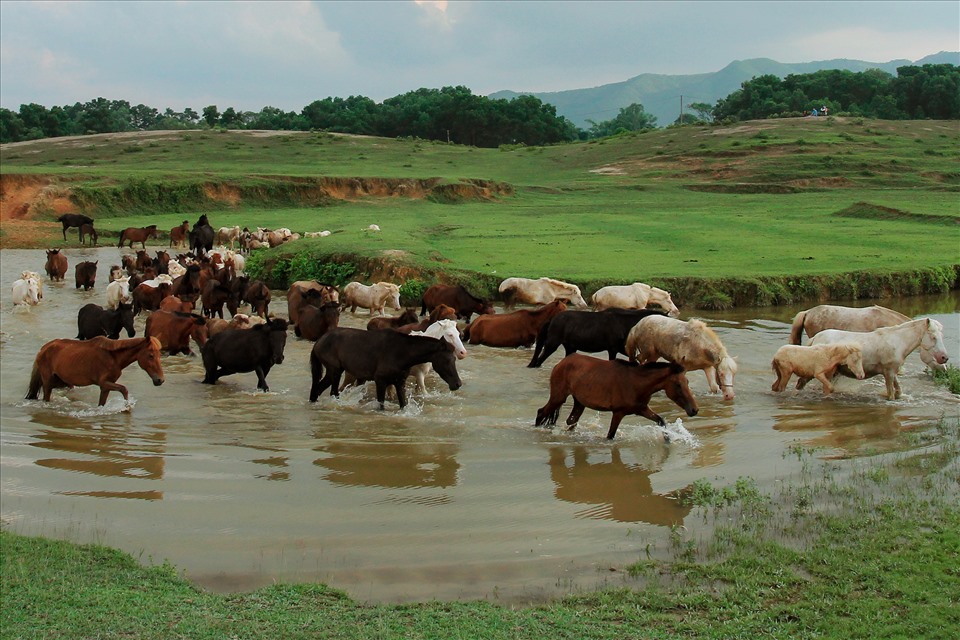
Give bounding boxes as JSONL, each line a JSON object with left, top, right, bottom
{"left": 919, "top": 318, "right": 949, "bottom": 371}
{"left": 118, "top": 303, "right": 136, "bottom": 337}
{"left": 139, "top": 337, "right": 165, "bottom": 386}
{"left": 21, "top": 278, "right": 41, "bottom": 305}
{"left": 430, "top": 319, "right": 468, "bottom": 359}
{"left": 267, "top": 318, "right": 289, "bottom": 364}
{"left": 842, "top": 345, "right": 866, "bottom": 380}
{"left": 650, "top": 287, "right": 680, "bottom": 317}
{"left": 663, "top": 363, "right": 698, "bottom": 418}
{"left": 398, "top": 308, "right": 419, "bottom": 324}
{"left": 715, "top": 355, "right": 738, "bottom": 401}
{"left": 430, "top": 339, "right": 463, "bottom": 391}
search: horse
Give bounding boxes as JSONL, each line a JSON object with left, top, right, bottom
{"left": 105, "top": 276, "right": 132, "bottom": 310}
{"left": 243, "top": 280, "right": 272, "bottom": 318}
{"left": 56, "top": 213, "right": 94, "bottom": 241}
{"left": 44, "top": 249, "right": 68, "bottom": 282}
{"left": 341, "top": 281, "right": 402, "bottom": 315}
{"left": 168, "top": 221, "right": 189, "bottom": 248}
{"left": 189, "top": 215, "right": 215, "bottom": 255}
{"left": 789, "top": 304, "right": 947, "bottom": 372}
{"left": 131, "top": 275, "right": 174, "bottom": 314}
{"left": 528, "top": 308, "right": 665, "bottom": 368}
{"left": 215, "top": 226, "right": 242, "bottom": 249}
{"left": 498, "top": 276, "right": 589, "bottom": 309}
{"left": 170, "top": 265, "right": 203, "bottom": 306}
{"left": 74, "top": 261, "right": 97, "bottom": 290}
{"left": 159, "top": 295, "right": 195, "bottom": 313}
{"left": 79, "top": 223, "right": 98, "bottom": 246}
{"left": 11, "top": 277, "right": 41, "bottom": 306}
{"left": 146, "top": 310, "right": 209, "bottom": 355}
{"left": 25, "top": 336, "right": 164, "bottom": 406}
{"left": 200, "top": 279, "right": 231, "bottom": 319}
{"left": 287, "top": 281, "right": 340, "bottom": 327}
{"left": 20, "top": 271, "right": 44, "bottom": 300}
{"left": 420, "top": 284, "right": 495, "bottom": 321}
{"left": 625, "top": 316, "right": 738, "bottom": 401}
{"left": 118, "top": 225, "right": 159, "bottom": 249}
{"left": 591, "top": 282, "right": 680, "bottom": 317}
{"left": 771, "top": 344, "right": 865, "bottom": 395}
{"left": 201, "top": 318, "right": 289, "bottom": 392}
{"left": 309, "top": 327, "right": 462, "bottom": 410}
{"left": 464, "top": 299, "right": 568, "bottom": 347}
{"left": 296, "top": 301, "right": 341, "bottom": 341}
{"left": 804, "top": 318, "right": 949, "bottom": 400}
{"left": 534, "top": 355, "right": 699, "bottom": 440}
{"left": 367, "top": 308, "right": 419, "bottom": 331}
{"left": 77, "top": 303, "right": 136, "bottom": 340}
{"left": 396, "top": 304, "right": 458, "bottom": 333}
{"left": 134, "top": 249, "right": 153, "bottom": 272}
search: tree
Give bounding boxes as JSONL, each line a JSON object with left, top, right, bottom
{"left": 586, "top": 103, "right": 656, "bottom": 138}
{"left": 687, "top": 102, "right": 714, "bottom": 123}
{"left": 202, "top": 105, "right": 220, "bottom": 127}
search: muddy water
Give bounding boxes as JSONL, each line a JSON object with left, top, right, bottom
{"left": 2, "top": 247, "right": 957, "bottom": 603}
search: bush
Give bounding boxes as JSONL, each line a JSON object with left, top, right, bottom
{"left": 399, "top": 279, "right": 429, "bottom": 306}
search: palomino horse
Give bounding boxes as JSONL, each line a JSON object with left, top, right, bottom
{"left": 534, "top": 355, "right": 698, "bottom": 440}
{"left": 464, "top": 299, "right": 568, "bottom": 347}
{"left": 25, "top": 336, "right": 164, "bottom": 406}
{"left": 805, "top": 318, "right": 949, "bottom": 400}
{"left": 790, "top": 304, "right": 946, "bottom": 372}
{"left": 341, "top": 281, "right": 402, "bottom": 315}
{"left": 499, "top": 277, "right": 589, "bottom": 309}
{"left": 625, "top": 316, "right": 738, "bottom": 401}
{"left": 11, "top": 277, "right": 41, "bottom": 306}
{"left": 118, "top": 225, "right": 159, "bottom": 249}
{"left": 591, "top": 282, "right": 680, "bottom": 317}
{"left": 771, "top": 344, "right": 865, "bottom": 395}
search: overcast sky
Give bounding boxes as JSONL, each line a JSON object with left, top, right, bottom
{"left": 1, "top": 1, "right": 957, "bottom": 112}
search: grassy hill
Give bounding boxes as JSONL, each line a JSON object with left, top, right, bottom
{"left": 1, "top": 117, "right": 958, "bottom": 307}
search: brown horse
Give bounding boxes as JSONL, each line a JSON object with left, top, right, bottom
{"left": 74, "top": 260, "right": 97, "bottom": 290}
{"left": 118, "top": 225, "right": 159, "bottom": 249}
{"left": 25, "top": 336, "right": 164, "bottom": 406}
{"left": 243, "top": 280, "right": 272, "bottom": 317}
{"left": 44, "top": 249, "right": 68, "bottom": 281}
{"left": 287, "top": 281, "right": 340, "bottom": 327}
{"left": 464, "top": 299, "right": 567, "bottom": 347}
{"left": 534, "top": 354, "right": 698, "bottom": 440}
{"left": 420, "top": 284, "right": 495, "bottom": 321}
{"left": 79, "top": 223, "right": 98, "bottom": 246}
{"left": 169, "top": 220, "right": 190, "bottom": 248}
{"left": 367, "top": 308, "right": 419, "bottom": 330}
{"left": 396, "top": 304, "right": 458, "bottom": 333}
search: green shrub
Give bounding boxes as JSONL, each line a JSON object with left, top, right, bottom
{"left": 399, "top": 279, "right": 429, "bottom": 306}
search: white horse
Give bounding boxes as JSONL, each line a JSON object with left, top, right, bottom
{"left": 167, "top": 259, "right": 187, "bottom": 279}
{"left": 498, "top": 277, "right": 588, "bottom": 309}
{"left": 19, "top": 270, "right": 43, "bottom": 300}
{"left": 591, "top": 282, "right": 680, "bottom": 316}
{"left": 341, "top": 281, "right": 402, "bottom": 315}
{"left": 771, "top": 344, "right": 865, "bottom": 395}
{"left": 105, "top": 276, "right": 132, "bottom": 309}
{"left": 215, "top": 226, "right": 241, "bottom": 249}
{"left": 12, "top": 277, "right": 41, "bottom": 306}
{"left": 790, "top": 304, "right": 946, "bottom": 372}
{"left": 409, "top": 319, "right": 468, "bottom": 393}
{"left": 625, "top": 316, "right": 738, "bottom": 400}
{"left": 805, "top": 318, "right": 949, "bottom": 400}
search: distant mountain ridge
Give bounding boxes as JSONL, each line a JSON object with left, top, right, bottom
{"left": 489, "top": 51, "right": 960, "bottom": 129}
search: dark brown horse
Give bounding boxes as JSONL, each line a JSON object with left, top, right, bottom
{"left": 534, "top": 355, "right": 698, "bottom": 440}
{"left": 118, "top": 225, "right": 159, "bottom": 249}
{"left": 287, "top": 281, "right": 340, "bottom": 327}
{"left": 74, "top": 260, "right": 97, "bottom": 290}
{"left": 79, "top": 223, "right": 98, "bottom": 246}
{"left": 200, "top": 279, "right": 231, "bottom": 319}
{"left": 296, "top": 301, "right": 341, "bottom": 341}
{"left": 464, "top": 299, "right": 568, "bottom": 347}
{"left": 243, "top": 280, "right": 271, "bottom": 318}
{"left": 420, "top": 284, "right": 495, "bottom": 321}
{"left": 56, "top": 213, "right": 94, "bottom": 241}
{"left": 169, "top": 220, "right": 190, "bottom": 248}
{"left": 396, "top": 304, "right": 458, "bottom": 334}
{"left": 26, "top": 336, "right": 164, "bottom": 406}
{"left": 367, "top": 308, "right": 419, "bottom": 331}
{"left": 44, "top": 249, "right": 68, "bottom": 281}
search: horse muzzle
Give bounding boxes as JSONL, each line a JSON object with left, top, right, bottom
{"left": 448, "top": 381, "right": 462, "bottom": 391}
{"left": 274, "top": 355, "right": 285, "bottom": 365}
{"left": 685, "top": 406, "right": 699, "bottom": 417}
{"left": 152, "top": 377, "right": 164, "bottom": 387}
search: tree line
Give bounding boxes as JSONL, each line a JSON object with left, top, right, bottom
{"left": 1, "top": 64, "right": 956, "bottom": 145}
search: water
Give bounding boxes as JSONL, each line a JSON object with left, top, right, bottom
{"left": 2, "top": 247, "right": 957, "bottom": 603}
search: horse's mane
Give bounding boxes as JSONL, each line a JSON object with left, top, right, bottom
{"left": 539, "top": 277, "right": 577, "bottom": 290}
{"left": 89, "top": 336, "right": 151, "bottom": 351}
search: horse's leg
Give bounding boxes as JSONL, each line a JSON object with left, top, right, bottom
{"left": 815, "top": 372, "right": 834, "bottom": 395}
{"left": 606, "top": 413, "right": 627, "bottom": 440}
{"left": 254, "top": 366, "right": 269, "bottom": 392}
{"left": 374, "top": 379, "right": 389, "bottom": 410}
{"left": 535, "top": 388, "right": 567, "bottom": 426}
{"left": 637, "top": 405, "right": 666, "bottom": 427}
{"left": 98, "top": 381, "right": 129, "bottom": 406}
{"left": 394, "top": 378, "right": 408, "bottom": 409}
{"left": 882, "top": 368, "right": 899, "bottom": 400}
{"left": 703, "top": 366, "right": 720, "bottom": 394}
{"left": 771, "top": 362, "right": 788, "bottom": 392}
{"left": 565, "top": 398, "right": 586, "bottom": 429}
{"left": 795, "top": 376, "right": 810, "bottom": 390}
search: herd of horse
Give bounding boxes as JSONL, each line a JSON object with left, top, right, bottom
{"left": 10, "top": 228, "right": 952, "bottom": 439}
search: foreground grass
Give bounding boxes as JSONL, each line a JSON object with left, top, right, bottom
{"left": 4, "top": 418, "right": 958, "bottom": 639}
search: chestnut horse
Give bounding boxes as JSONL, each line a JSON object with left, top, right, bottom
{"left": 170, "top": 220, "right": 190, "bottom": 249}
{"left": 464, "top": 299, "right": 568, "bottom": 347}
{"left": 534, "top": 354, "right": 698, "bottom": 440}
{"left": 44, "top": 249, "right": 68, "bottom": 282}
{"left": 118, "top": 225, "right": 159, "bottom": 249}
{"left": 25, "top": 336, "right": 164, "bottom": 406}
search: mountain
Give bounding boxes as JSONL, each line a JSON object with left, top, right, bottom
{"left": 488, "top": 52, "right": 960, "bottom": 129}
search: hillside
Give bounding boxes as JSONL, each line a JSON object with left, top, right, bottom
{"left": 489, "top": 53, "right": 960, "bottom": 128}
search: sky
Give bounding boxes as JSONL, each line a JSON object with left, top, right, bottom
{"left": 1, "top": 0, "right": 957, "bottom": 112}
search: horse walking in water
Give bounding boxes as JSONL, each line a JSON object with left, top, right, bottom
{"left": 771, "top": 344, "right": 865, "bottom": 395}
{"left": 625, "top": 316, "right": 738, "bottom": 400}
{"left": 464, "top": 299, "right": 568, "bottom": 348}
{"left": 499, "top": 276, "right": 589, "bottom": 309}
{"left": 534, "top": 354, "right": 698, "bottom": 440}
{"left": 44, "top": 249, "right": 68, "bottom": 282}
{"left": 118, "top": 225, "right": 159, "bottom": 249}
{"left": 804, "top": 318, "right": 949, "bottom": 400}
{"left": 11, "top": 277, "right": 41, "bottom": 306}
{"left": 25, "top": 336, "right": 164, "bottom": 406}
{"left": 341, "top": 281, "right": 402, "bottom": 315}
{"left": 591, "top": 282, "right": 680, "bottom": 317}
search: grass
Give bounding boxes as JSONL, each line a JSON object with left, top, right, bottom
{"left": 933, "top": 365, "right": 960, "bottom": 394}
{"left": 3, "top": 416, "right": 958, "bottom": 639}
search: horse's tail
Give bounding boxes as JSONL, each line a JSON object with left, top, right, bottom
{"left": 528, "top": 319, "right": 552, "bottom": 368}
{"left": 419, "top": 298, "right": 428, "bottom": 317}
{"left": 25, "top": 361, "right": 42, "bottom": 400}
{"left": 789, "top": 311, "right": 807, "bottom": 345}
{"left": 117, "top": 230, "right": 126, "bottom": 248}
{"left": 462, "top": 320, "right": 472, "bottom": 342}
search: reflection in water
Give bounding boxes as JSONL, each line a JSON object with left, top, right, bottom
{"left": 548, "top": 446, "right": 691, "bottom": 526}
{"left": 772, "top": 403, "right": 906, "bottom": 456}
{"left": 252, "top": 456, "right": 290, "bottom": 482}
{"left": 313, "top": 441, "right": 460, "bottom": 489}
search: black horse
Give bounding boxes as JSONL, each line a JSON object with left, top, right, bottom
{"left": 76, "top": 303, "right": 136, "bottom": 340}
{"left": 528, "top": 308, "right": 666, "bottom": 368}
{"left": 201, "top": 318, "right": 289, "bottom": 392}
{"left": 57, "top": 213, "right": 94, "bottom": 242}
{"left": 189, "top": 214, "right": 215, "bottom": 255}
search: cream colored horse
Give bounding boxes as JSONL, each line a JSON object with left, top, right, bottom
{"left": 498, "top": 277, "right": 588, "bottom": 308}
{"left": 341, "top": 281, "right": 402, "bottom": 315}
{"left": 805, "top": 318, "right": 949, "bottom": 400}
{"left": 771, "top": 344, "right": 865, "bottom": 395}
{"left": 12, "top": 277, "right": 41, "bottom": 306}
{"left": 625, "top": 316, "right": 738, "bottom": 400}
{"left": 591, "top": 282, "right": 679, "bottom": 316}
